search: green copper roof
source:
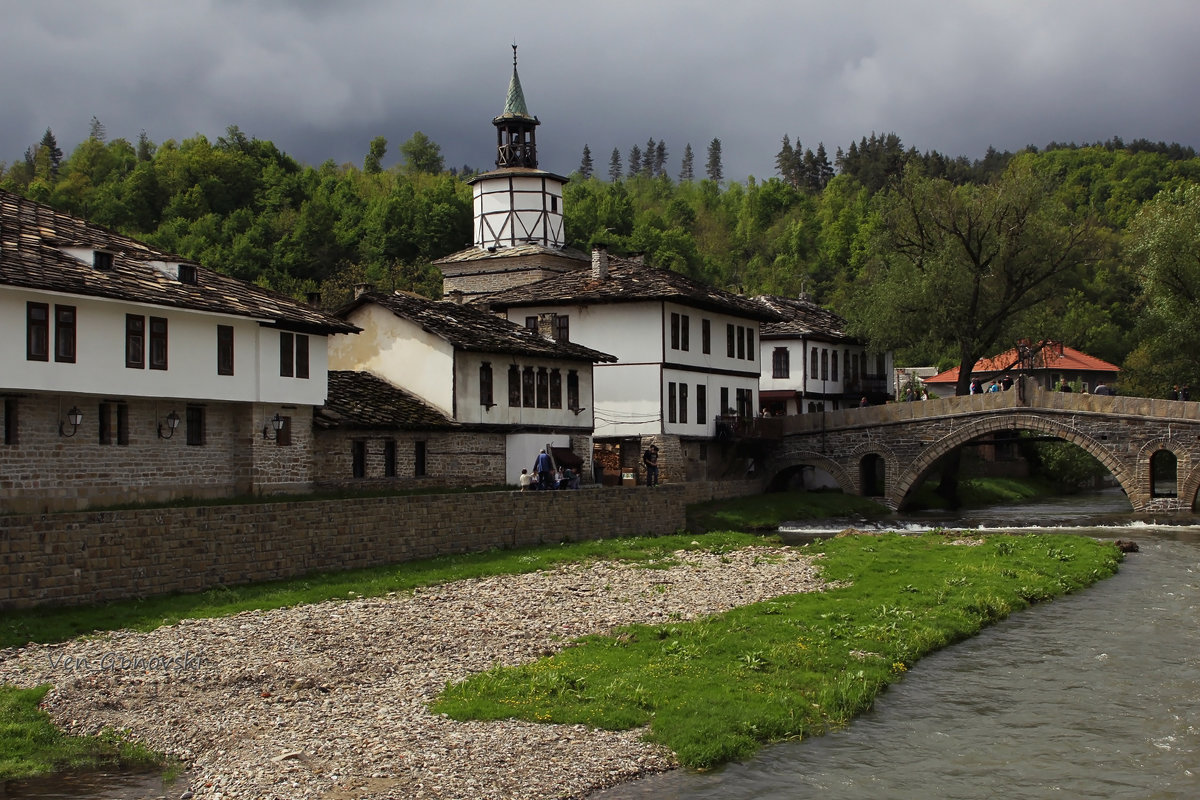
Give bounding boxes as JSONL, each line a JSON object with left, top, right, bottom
{"left": 501, "top": 64, "right": 532, "bottom": 120}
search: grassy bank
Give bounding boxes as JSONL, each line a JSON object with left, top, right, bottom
{"left": 434, "top": 531, "right": 1122, "bottom": 768}
{"left": 687, "top": 489, "right": 890, "bottom": 532}
{"left": 906, "top": 476, "right": 1060, "bottom": 511}
{"left": 0, "top": 685, "right": 167, "bottom": 780}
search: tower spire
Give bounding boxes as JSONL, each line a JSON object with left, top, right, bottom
{"left": 493, "top": 44, "right": 538, "bottom": 168}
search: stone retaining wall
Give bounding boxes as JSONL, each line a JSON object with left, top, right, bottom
{"left": 0, "top": 480, "right": 761, "bottom": 610}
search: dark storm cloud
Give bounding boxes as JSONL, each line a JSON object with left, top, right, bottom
{"left": 3, "top": 1, "right": 1199, "bottom": 182}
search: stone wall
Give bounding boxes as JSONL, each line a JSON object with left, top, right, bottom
{"left": 0, "top": 479, "right": 762, "bottom": 610}
{"left": 0, "top": 396, "right": 314, "bottom": 514}
{"left": 314, "top": 430, "right": 507, "bottom": 489}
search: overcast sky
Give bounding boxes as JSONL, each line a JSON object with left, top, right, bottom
{"left": 4, "top": 1, "right": 1200, "bottom": 184}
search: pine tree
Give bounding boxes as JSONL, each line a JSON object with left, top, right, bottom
{"left": 679, "top": 143, "right": 695, "bottom": 182}
{"left": 136, "top": 130, "right": 155, "bottom": 162}
{"left": 776, "top": 135, "right": 795, "bottom": 185}
{"left": 814, "top": 142, "right": 834, "bottom": 188}
{"left": 579, "top": 143, "right": 594, "bottom": 179}
{"left": 642, "top": 138, "right": 656, "bottom": 177}
{"left": 705, "top": 138, "right": 723, "bottom": 182}
{"left": 88, "top": 116, "right": 106, "bottom": 142}
{"left": 655, "top": 140, "right": 668, "bottom": 177}
{"left": 608, "top": 147, "right": 623, "bottom": 182}
{"left": 628, "top": 144, "right": 642, "bottom": 178}
{"left": 39, "top": 128, "right": 63, "bottom": 177}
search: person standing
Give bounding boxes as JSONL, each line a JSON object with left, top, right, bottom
{"left": 519, "top": 469, "right": 531, "bottom": 491}
{"left": 534, "top": 449, "right": 553, "bottom": 490}
{"left": 642, "top": 444, "right": 659, "bottom": 487}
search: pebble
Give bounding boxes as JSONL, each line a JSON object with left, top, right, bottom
{"left": 0, "top": 547, "right": 828, "bottom": 799}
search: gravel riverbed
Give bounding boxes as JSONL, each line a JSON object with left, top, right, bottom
{"left": 0, "top": 546, "right": 829, "bottom": 799}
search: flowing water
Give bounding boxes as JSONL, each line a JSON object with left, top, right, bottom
{"left": 595, "top": 489, "right": 1200, "bottom": 799}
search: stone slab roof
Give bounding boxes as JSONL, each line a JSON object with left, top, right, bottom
{"left": 315, "top": 370, "right": 458, "bottom": 430}
{"left": 482, "top": 255, "right": 781, "bottom": 321}
{"left": 337, "top": 291, "right": 616, "bottom": 363}
{"left": 434, "top": 241, "right": 588, "bottom": 266}
{"left": 754, "top": 294, "right": 858, "bottom": 342}
{"left": 0, "top": 189, "right": 357, "bottom": 334}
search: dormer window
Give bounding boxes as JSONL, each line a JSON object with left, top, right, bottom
{"left": 93, "top": 251, "right": 114, "bottom": 271}
{"left": 178, "top": 264, "right": 198, "bottom": 285}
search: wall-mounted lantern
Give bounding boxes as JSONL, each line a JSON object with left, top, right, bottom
{"left": 158, "top": 410, "right": 181, "bottom": 439}
{"left": 59, "top": 406, "right": 83, "bottom": 437}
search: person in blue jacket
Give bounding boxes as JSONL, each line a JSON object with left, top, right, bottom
{"left": 534, "top": 449, "right": 554, "bottom": 490}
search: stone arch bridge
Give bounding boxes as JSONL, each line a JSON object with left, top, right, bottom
{"left": 759, "top": 385, "right": 1200, "bottom": 513}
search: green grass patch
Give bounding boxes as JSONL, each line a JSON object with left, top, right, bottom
{"left": 687, "top": 490, "right": 891, "bottom": 533}
{"left": 907, "top": 476, "right": 1059, "bottom": 511}
{"left": 0, "top": 531, "right": 767, "bottom": 649}
{"left": 0, "top": 685, "right": 169, "bottom": 780}
{"left": 433, "top": 532, "right": 1122, "bottom": 768}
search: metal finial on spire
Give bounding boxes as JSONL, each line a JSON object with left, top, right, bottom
{"left": 512, "top": 42, "right": 518, "bottom": 67}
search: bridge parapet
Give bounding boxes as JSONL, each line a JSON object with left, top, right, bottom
{"left": 766, "top": 385, "right": 1200, "bottom": 513}
{"left": 773, "top": 387, "right": 1200, "bottom": 435}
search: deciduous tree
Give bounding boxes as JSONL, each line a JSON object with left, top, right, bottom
{"left": 399, "top": 131, "right": 444, "bottom": 175}
{"left": 845, "top": 157, "right": 1103, "bottom": 395}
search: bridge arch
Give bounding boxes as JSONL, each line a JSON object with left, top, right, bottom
{"left": 889, "top": 414, "right": 1137, "bottom": 510}
{"left": 770, "top": 442, "right": 899, "bottom": 498}
{"left": 1139, "top": 437, "right": 1196, "bottom": 507}
{"left": 767, "top": 449, "right": 858, "bottom": 495}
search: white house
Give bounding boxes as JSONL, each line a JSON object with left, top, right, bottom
{"left": 0, "top": 188, "right": 359, "bottom": 513}
{"left": 754, "top": 293, "right": 893, "bottom": 414}
{"left": 484, "top": 249, "right": 780, "bottom": 483}
{"left": 326, "top": 290, "right": 614, "bottom": 484}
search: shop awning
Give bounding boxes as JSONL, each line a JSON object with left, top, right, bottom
{"left": 551, "top": 447, "right": 583, "bottom": 468}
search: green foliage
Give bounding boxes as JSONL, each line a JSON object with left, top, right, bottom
{"left": 1123, "top": 183, "right": 1200, "bottom": 392}
{"left": 845, "top": 157, "right": 1105, "bottom": 394}
{"left": 5, "top": 122, "right": 1200, "bottom": 372}
{"left": 687, "top": 490, "right": 889, "bottom": 532}
{"left": 399, "top": 131, "right": 444, "bottom": 175}
{"left": 1024, "top": 439, "right": 1110, "bottom": 490}
{"left": 434, "top": 533, "right": 1121, "bottom": 768}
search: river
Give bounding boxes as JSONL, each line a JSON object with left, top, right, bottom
{"left": 595, "top": 489, "right": 1200, "bottom": 799}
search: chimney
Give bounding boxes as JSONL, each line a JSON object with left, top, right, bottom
{"left": 353, "top": 282, "right": 373, "bottom": 299}
{"left": 447, "top": 289, "right": 465, "bottom": 305}
{"left": 305, "top": 291, "right": 322, "bottom": 307}
{"left": 591, "top": 245, "right": 609, "bottom": 280}
{"left": 537, "top": 312, "right": 558, "bottom": 341}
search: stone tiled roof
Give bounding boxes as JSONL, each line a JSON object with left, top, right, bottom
{"left": 316, "top": 371, "right": 458, "bottom": 430}
{"left": 337, "top": 291, "right": 616, "bottom": 362}
{"left": 482, "top": 256, "right": 782, "bottom": 321}
{"left": 0, "top": 189, "right": 357, "bottom": 334}
{"left": 754, "top": 294, "right": 858, "bottom": 342}
{"left": 434, "top": 241, "right": 588, "bottom": 265}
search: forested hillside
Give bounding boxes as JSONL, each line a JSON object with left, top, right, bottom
{"left": 5, "top": 123, "right": 1200, "bottom": 395}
